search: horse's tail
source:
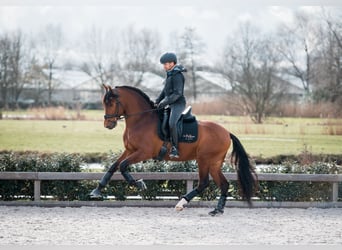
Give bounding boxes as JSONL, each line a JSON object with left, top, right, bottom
{"left": 230, "top": 133, "right": 258, "bottom": 206}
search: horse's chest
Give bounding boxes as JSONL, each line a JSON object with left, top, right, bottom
{"left": 123, "top": 129, "right": 142, "bottom": 149}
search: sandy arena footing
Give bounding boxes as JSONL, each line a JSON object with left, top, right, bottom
{"left": 0, "top": 206, "right": 341, "bottom": 245}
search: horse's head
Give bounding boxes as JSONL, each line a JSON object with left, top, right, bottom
{"left": 102, "top": 84, "right": 123, "bottom": 130}
{"left": 102, "top": 84, "right": 156, "bottom": 129}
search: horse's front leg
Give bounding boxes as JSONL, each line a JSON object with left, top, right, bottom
{"left": 89, "top": 151, "right": 128, "bottom": 198}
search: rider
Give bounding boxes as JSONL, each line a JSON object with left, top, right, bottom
{"left": 155, "top": 52, "right": 186, "bottom": 158}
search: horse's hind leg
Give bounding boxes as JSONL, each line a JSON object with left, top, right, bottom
{"left": 208, "top": 163, "right": 229, "bottom": 216}
{"left": 175, "top": 162, "right": 209, "bottom": 211}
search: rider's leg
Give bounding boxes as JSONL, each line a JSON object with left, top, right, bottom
{"left": 169, "top": 103, "right": 184, "bottom": 158}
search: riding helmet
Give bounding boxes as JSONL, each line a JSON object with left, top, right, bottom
{"left": 160, "top": 52, "right": 177, "bottom": 64}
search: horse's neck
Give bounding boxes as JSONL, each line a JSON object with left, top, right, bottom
{"left": 122, "top": 91, "right": 157, "bottom": 127}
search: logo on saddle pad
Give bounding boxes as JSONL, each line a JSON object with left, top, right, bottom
{"left": 182, "top": 133, "right": 196, "bottom": 142}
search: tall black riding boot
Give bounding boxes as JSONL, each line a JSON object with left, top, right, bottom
{"left": 169, "top": 127, "right": 179, "bottom": 158}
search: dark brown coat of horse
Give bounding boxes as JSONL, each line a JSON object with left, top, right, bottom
{"left": 90, "top": 85, "right": 257, "bottom": 215}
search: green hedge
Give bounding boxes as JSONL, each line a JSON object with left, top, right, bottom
{"left": 0, "top": 152, "right": 83, "bottom": 201}
{"left": 0, "top": 151, "right": 341, "bottom": 202}
{"left": 257, "top": 162, "right": 342, "bottom": 202}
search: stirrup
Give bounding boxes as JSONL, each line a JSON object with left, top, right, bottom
{"left": 169, "top": 146, "right": 179, "bottom": 158}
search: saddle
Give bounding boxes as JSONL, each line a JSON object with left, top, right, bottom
{"left": 155, "top": 106, "right": 198, "bottom": 160}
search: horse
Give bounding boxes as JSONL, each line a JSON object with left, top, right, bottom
{"left": 90, "top": 85, "right": 258, "bottom": 215}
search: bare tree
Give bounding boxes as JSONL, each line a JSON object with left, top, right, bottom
{"left": 313, "top": 8, "right": 342, "bottom": 105}
{"left": 10, "top": 31, "right": 26, "bottom": 106}
{"left": 0, "top": 33, "right": 11, "bottom": 108}
{"left": 23, "top": 53, "right": 46, "bottom": 106}
{"left": 0, "top": 30, "right": 26, "bottom": 108}
{"left": 277, "top": 10, "right": 320, "bottom": 96}
{"left": 120, "top": 26, "right": 160, "bottom": 87}
{"left": 178, "top": 27, "right": 205, "bottom": 101}
{"left": 82, "top": 25, "right": 160, "bottom": 90}
{"left": 81, "top": 26, "right": 119, "bottom": 87}
{"left": 324, "top": 8, "right": 342, "bottom": 50}
{"left": 39, "top": 24, "right": 63, "bottom": 105}
{"left": 220, "top": 23, "right": 284, "bottom": 123}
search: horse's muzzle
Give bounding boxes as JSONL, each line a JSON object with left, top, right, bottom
{"left": 104, "top": 120, "right": 117, "bottom": 130}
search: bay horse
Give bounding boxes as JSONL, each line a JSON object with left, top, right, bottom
{"left": 90, "top": 85, "right": 257, "bottom": 215}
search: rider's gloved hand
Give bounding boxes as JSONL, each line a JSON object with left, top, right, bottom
{"left": 157, "top": 102, "right": 166, "bottom": 109}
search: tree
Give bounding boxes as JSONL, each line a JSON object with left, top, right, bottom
{"left": 81, "top": 26, "right": 119, "bottom": 87}
{"left": 39, "top": 24, "right": 63, "bottom": 105}
{"left": 312, "top": 8, "right": 342, "bottom": 106}
{"left": 10, "top": 31, "right": 25, "bottom": 106}
{"left": 23, "top": 56, "right": 46, "bottom": 106}
{"left": 82, "top": 25, "right": 160, "bottom": 89}
{"left": 220, "top": 23, "right": 284, "bottom": 123}
{"left": 120, "top": 26, "right": 160, "bottom": 87}
{"left": 277, "top": 11, "right": 320, "bottom": 96}
{"left": 0, "top": 33, "right": 11, "bottom": 108}
{"left": 178, "top": 27, "right": 205, "bottom": 101}
{"left": 0, "top": 30, "right": 26, "bottom": 108}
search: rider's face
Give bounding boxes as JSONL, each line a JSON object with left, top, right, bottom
{"left": 163, "top": 62, "right": 175, "bottom": 71}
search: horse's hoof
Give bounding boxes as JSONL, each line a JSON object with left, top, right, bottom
{"left": 135, "top": 179, "right": 147, "bottom": 190}
{"left": 208, "top": 208, "right": 224, "bottom": 216}
{"left": 175, "top": 206, "right": 184, "bottom": 211}
{"left": 89, "top": 188, "right": 102, "bottom": 199}
{"left": 175, "top": 198, "right": 188, "bottom": 211}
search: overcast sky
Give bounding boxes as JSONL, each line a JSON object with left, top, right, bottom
{"left": 0, "top": 0, "right": 340, "bottom": 65}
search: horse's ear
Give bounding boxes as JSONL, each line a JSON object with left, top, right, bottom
{"left": 102, "top": 84, "right": 108, "bottom": 92}
{"left": 107, "top": 85, "right": 113, "bottom": 93}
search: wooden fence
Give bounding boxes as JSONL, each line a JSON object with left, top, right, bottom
{"left": 0, "top": 172, "right": 341, "bottom": 208}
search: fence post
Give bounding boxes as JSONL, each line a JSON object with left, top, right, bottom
{"left": 186, "top": 180, "right": 193, "bottom": 194}
{"left": 34, "top": 180, "right": 41, "bottom": 201}
{"left": 332, "top": 183, "right": 338, "bottom": 202}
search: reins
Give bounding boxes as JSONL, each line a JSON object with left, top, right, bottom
{"left": 104, "top": 86, "right": 164, "bottom": 121}
{"left": 110, "top": 107, "right": 161, "bottom": 120}
{"left": 104, "top": 95, "right": 161, "bottom": 120}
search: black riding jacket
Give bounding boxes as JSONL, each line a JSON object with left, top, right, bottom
{"left": 156, "top": 65, "right": 186, "bottom": 107}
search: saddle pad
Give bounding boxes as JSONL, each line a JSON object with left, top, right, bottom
{"left": 179, "top": 120, "right": 198, "bottom": 143}
{"left": 157, "top": 119, "right": 198, "bottom": 143}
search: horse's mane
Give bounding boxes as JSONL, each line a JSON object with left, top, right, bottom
{"left": 116, "top": 86, "right": 155, "bottom": 108}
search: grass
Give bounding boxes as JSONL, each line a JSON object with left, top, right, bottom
{"left": 0, "top": 120, "right": 124, "bottom": 153}
{"left": 0, "top": 112, "right": 341, "bottom": 158}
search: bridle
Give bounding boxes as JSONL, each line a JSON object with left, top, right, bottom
{"left": 103, "top": 97, "right": 124, "bottom": 120}
{"left": 103, "top": 91, "right": 160, "bottom": 121}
